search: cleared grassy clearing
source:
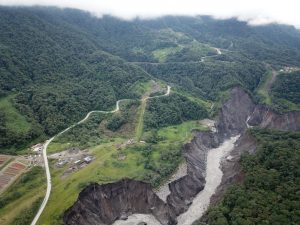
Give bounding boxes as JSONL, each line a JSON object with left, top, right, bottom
{"left": 152, "top": 46, "right": 183, "bottom": 63}
{"left": 0, "top": 95, "right": 31, "bottom": 134}
{"left": 135, "top": 99, "right": 147, "bottom": 141}
{"left": 174, "top": 89, "right": 212, "bottom": 110}
{"left": 256, "top": 70, "right": 273, "bottom": 105}
{"left": 47, "top": 142, "right": 73, "bottom": 154}
{"left": 157, "top": 28, "right": 191, "bottom": 43}
{"left": 130, "top": 80, "right": 153, "bottom": 97}
{"left": 186, "top": 40, "right": 217, "bottom": 56}
{"left": 156, "top": 120, "right": 209, "bottom": 143}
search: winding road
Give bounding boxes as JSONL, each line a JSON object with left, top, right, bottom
{"left": 31, "top": 85, "right": 171, "bottom": 225}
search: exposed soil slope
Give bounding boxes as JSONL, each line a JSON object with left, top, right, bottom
{"left": 64, "top": 179, "right": 176, "bottom": 225}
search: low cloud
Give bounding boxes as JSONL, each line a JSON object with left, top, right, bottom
{"left": 1, "top": 0, "right": 300, "bottom": 28}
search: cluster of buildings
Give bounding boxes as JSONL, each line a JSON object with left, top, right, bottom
{"left": 279, "top": 67, "right": 300, "bottom": 73}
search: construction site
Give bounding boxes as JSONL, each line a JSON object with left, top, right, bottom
{"left": 48, "top": 147, "right": 95, "bottom": 178}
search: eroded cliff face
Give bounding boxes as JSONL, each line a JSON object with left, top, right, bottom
{"left": 249, "top": 105, "right": 300, "bottom": 131}
{"left": 166, "top": 132, "right": 219, "bottom": 215}
{"left": 166, "top": 86, "right": 300, "bottom": 217}
{"left": 64, "top": 179, "right": 176, "bottom": 225}
{"left": 216, "top": 87, "right": 255, "bottom": 138}
{"left": 166, "top": 87, "right": 255, "bottom": 215}
{"left": 63, "top": 86, "right": 300, "bottom": 225}
{"left": 217, "top": 86, "right": 300, "bottom": 133}
{"left": 209, "top": 86, "right": 300, "bottom": 206}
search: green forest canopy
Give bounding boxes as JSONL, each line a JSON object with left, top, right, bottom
{"left": 1, "top": 6, "right": 300, "bottom": 153}
{"left": 207, "top": 129, "right": 300, "bottom": 225}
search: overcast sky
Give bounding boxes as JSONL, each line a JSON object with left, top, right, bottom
{"left": 1, "top": 0, "right": 300, "bottom": 28}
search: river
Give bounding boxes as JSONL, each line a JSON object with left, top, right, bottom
{"left": 113, "top": 135, "right": 239, "bottom": 225}
{"left": 177, "top": 135, "right": 239, "bottom": 224}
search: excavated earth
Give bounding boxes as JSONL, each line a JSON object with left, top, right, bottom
{"left": 64, "top": 86, "right": 300, "bottom": 225}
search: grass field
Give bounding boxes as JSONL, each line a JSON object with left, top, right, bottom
{"left": 152, "top": 46, "right": 183, "bottom": 62}
{"left": 156, "top": 120, "right": 209, "bottom": 143}
{"left": 174, "top": 89, "right": 212, "bottom": 110}
{"left": 47, "top": 142, "right": 73, "bottom": 154}
{"left": 130, "top": 80, "right": 153, "bottom": 97}
{"left": 256, "top": 70, "right": 273, "bottom": 105}
{"left": 0, "top": 167, "right": 46, "bottom": 225}
{"left": 0, "top": 95, "right": 31, "bottom": 134}
{"left": 186, "top": 40, "right": 217, "bottom": 57}
{"left": 135, "top": 99, "right": 147, "bottom": 141}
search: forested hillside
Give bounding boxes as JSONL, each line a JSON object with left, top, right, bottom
{"left": 144, "top": 94, "right": 207, "bottom": 128}
{"left": 0, "top": 7, "right": 150, "bottom": 152}
{"left": 1, "top": 6, "right": 300, "bottom": 153}
{"left": 271, "top": 71, "right": 300, "bottom": 111}
{"left": 140, "top": 58, "right": 265, "bottom": 100}
{"left": 207, "top": 130, "right": 300, "bottom": 225}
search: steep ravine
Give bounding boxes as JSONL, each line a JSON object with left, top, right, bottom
{"left": 176, "top": 135, "right": 239, "bottom": 225}
{"left": 63, "top": 87, "right": 300, "bottom": 225}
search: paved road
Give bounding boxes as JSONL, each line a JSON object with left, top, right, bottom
{"left": 31, "top": 85, "right": 171, "bottom": 225}
{"left": 31, "top": 137, "right": 54, "bottom": 225}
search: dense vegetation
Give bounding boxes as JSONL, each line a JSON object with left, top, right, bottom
{"left": 128, "top": 141, "right": 183, "bottom": 186}
{"left": 1, "top": 6, "right": 299, "bottom": 224}
{"left": 207, "top": 129, "right": 300, "bottom": 225}
{"left": 0, "top": 7, "right": 150, "bottom": 153}
{"left": 1, "top": 6, "right": 300, "bottom": 154}
{"left": 140, "top": 57, "right": 266, "bottom": 100}
{"left": 144, "top": 93, "right": 208, "bottom": 129}
{"left": 106, "top": 114, "right": 127, "bottom": 132}
{"left": 151, "top": 16, "right": 300, "bottom": 66}
{"left": 271, "top": 71, "right": 300, "bottom": 110}
{"left": 48, "top": 100, "right": 139, "bottom": 152}
{"left": 0, "top": 95, "right": 44, "bottom": 153}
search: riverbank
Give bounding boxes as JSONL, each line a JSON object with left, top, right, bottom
{"left": 177, "top": 136, "right": 239, "bottom": 225}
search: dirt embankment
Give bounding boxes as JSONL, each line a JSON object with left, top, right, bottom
{"left": 64, "top": 179, "right": 176, "bottom": 225}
